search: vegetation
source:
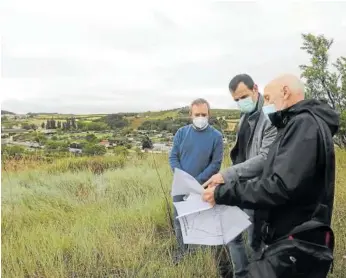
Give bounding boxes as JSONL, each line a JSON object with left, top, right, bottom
{"left": 1, "top": 150, "right": 345, "bottom": 277}
{"left": 1, "top": 109, "right": 15, "bottom": 115}
{"left": 142, "top": 136, "right": 153, "bottom": 149}
{"left": 82, "top": 144, "right": 107, "bottom": 156}
{"left": 1, "top": 145, "right": 26, "bottom": 158}
{"left": 138, "top": 116, "right": 229, "bottom": 135}
{"left": 300, "top": 33, "right": 346, "bottom": 146}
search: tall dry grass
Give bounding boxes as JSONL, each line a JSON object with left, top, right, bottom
{"left": 1, "top": 151, "right": 345, "bottom": 277}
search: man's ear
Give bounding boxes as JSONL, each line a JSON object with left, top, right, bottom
{"left": 283, "top": 85, "right": 290, "bottom": 100}
{"left": 253, "top": 84, "right": 259, "bottom": 93}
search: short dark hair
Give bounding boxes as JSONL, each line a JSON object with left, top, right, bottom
{"left": 229, "top": 74, "right": 255, "bottom": 92}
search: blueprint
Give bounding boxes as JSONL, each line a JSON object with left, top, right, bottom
{"left": 172, "top": 168, "right": 252, "bottom": 245}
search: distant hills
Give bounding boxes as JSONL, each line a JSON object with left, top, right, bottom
{"left": 1, "top": 107, "right": 239, "bottom": 117}
{"left": 1, "top": 110, "right": 16, "bottom": 115}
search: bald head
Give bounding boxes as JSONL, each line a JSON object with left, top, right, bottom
{"left": 263, "top": 74, "right": 305, "bottom": 111}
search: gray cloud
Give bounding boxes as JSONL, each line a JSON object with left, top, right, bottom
{"left": 1, "top": 0, "right": 346, "bottom": 113}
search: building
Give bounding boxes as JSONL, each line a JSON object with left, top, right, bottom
{"left": 152, "top": 143, "right": 172, "bottom": 153}
{"left": 69, "top": 147, "right": 82, "bottom": 154}
{"left": 99, "top": 140, "right": 113, "bottom": 148}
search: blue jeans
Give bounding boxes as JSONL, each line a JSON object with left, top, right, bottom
{"left": 227, "top": 209, "right": 255, "bottom": 278}
{"left": 172, "top": 195, "right": 188, "bottom": 255}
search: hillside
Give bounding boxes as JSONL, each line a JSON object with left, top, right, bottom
{"left": 139, "top": 107, "right": 239, "bottom": 118}
{"left": 1, "top": 110, "right": 16, "bottom": 115}
{"left": 11, "top": 107, "right": 239, "bottom": 133}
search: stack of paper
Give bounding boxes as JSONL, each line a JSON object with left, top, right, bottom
{"left": 172, "top": 168, "right": 252, "bottom": 246}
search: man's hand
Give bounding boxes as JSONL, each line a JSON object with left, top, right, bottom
{"left": 202, "top": 173, "right": 225, "bottom": 188}
{"left": 202, "top": 186, "right": 216, "bottom": 207}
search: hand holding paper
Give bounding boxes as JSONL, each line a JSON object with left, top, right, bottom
{"left": 171, "top": 168, "right": 251, "bottom": 246}
{"left": 202, "top": 186, "right": 216, "bottom": 207}
{"left": 202, "top": 173, "right": 225, "bottom": 188}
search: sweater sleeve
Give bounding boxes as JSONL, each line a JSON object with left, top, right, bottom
{"left": 196, "top": 132, "right": 224, "bottom": 184}
{"left": 169, "top": 128, "right": 182, "bottom": 171}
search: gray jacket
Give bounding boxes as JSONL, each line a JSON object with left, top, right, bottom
{"left": 220, "top": 94, "right": 277, "bottom": 183}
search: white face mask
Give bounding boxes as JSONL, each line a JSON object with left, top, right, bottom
{"left": 262, "top": 104, "right": 277, "bottom": 116}
{"left": 192, "top": 116, "right": 209, "bottom": 130}
{"left": 237, "top": 96, "right": 257, "bottom": 113}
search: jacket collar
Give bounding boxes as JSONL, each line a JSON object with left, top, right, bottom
{"left": 269, "top": 101, "right": 302, "bottom": 129}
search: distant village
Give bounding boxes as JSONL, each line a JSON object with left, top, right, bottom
{"left": 1, "top": 125, "right": 175, "bottom": 155}
{"left": 1, "top": 109, "right": 234, "bottom": 158}
{"left": 1, "top": 113, "right": 176, "bottom": 155}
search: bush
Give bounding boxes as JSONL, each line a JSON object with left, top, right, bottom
{"left": 45, "top": 140, "right": 69, "bottom": 153}
{"left": 46, "top": 156, "right": 126, "bottom": 174}
{"left": 114, "top": 146, "right": 129, "bottom": 157}
{"left": 1, "top": 145, "right": 26, "bottom": 159}
{"left": 82, "top": 144, "right": 107, "bottom": 156}
{"left": 85, "top": 134, "right": 98, "bottom": 143}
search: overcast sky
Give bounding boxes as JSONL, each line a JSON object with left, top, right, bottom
{"left": 0, "top": 0, "right": 345, "bottom": 114}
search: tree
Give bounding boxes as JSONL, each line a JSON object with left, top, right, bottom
{"left": 87, "top": 122, "right": 108, "bottom": 131}
{"left": 66, "top": 119, "right": 71, "bottom": 130}
{"left": 1, "top": 145, "right": 26, "bottom": 158}
{"left": 102, "top": 114, "right": 129, "bottom": 129}
{"left": 210, "top": 117, "right": 228, "bottom": 132}
{"left": 113, "top": 137, "right": 128, "bottom": 146}
{"left": 299, "top": 33, "right": 346, "bottom": 146}
{"left": 82, "top": 144, "right": 107, "bottom": 156}
{"left": 85, "top": 133, "right": 98, "bottom": 143}
{"left": 45, "top": 140, "right": 69, "bottom": 152}
{"left": 114, "top": 146, "right": 129, "bottom": 156}
{"left": 41, "top": 122, "right": 45, "bottom": 129}
{"left": 57, "top": 121, "right": 62, "bottom": 129}
{"left": 70, "top": 142, "right": 82, "bottom": 149}
{"left": 34, "top": 133, "right": 47, "bottom": 144}
{"left": 51, "top": 119, "right": 56, "bottom": 129}
{"left": 121, "top": 127, "right": 133, "bottom": 136}
{"left": 141, "top": 136, "right": 153, "bottom": 149}
{"left": 71, "top": 118, "right": 77, "bottom": 129}
{"left": 22, "top": 123, "right": 32, "bottom": 130}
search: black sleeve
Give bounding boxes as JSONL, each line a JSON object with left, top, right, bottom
{"left": 214, "top": 114, "right": 319, "bottom": 209}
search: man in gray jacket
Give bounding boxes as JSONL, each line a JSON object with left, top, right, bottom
{"left": 206, "top": 74, "right": 277, "bottom": 278}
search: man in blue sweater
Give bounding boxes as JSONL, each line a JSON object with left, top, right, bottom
{"left": 169, "top": 98, "right": 224, "bottom": 261}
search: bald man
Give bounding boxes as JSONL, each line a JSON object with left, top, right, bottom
{"left": 203, "top": 74, "right": 339, "bottom": 277}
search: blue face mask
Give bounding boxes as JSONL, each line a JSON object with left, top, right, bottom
{"left": 262, "top": 104, "right": 277, "bottom": 118}
{"left": 237, "top": 96, "right": 256, "bottom": 113}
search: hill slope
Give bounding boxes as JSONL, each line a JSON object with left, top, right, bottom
{"left": 1, "top": 110, "right": 16, "bottom": 115}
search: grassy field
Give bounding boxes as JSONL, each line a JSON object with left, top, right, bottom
{"left": 1, "top": 150, "right": 346, "bottom": 277}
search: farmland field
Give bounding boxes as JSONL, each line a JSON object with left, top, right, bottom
{"left": 1, "top": 150, "right": 346, "bottom": 277}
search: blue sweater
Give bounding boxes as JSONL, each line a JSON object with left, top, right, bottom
{"left": 169, "top": 124, "right": 224, "bottom": 184}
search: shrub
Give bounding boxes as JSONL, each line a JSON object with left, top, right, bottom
{"left": 82, "top": 144, "right": 107, "bottom": 156}
{"left": 46, "top": 156, "right": 126, "bottom": 174}
{"left": 114, "top": 146, "right": 129, "bottom": 157}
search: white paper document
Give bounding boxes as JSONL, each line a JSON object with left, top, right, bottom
{"left": 171, "top": 168, "right": 204, "bottom": 196}
{"left": 172, "top": 168, "right": 252, "bottom": 246}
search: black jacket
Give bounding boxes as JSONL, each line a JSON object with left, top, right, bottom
{"left": 214, "top": 99, "right": 339, "bottom": 240}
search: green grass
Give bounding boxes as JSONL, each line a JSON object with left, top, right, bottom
{"left": 1, "top": 151, "right": 346, "bottom": 277}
